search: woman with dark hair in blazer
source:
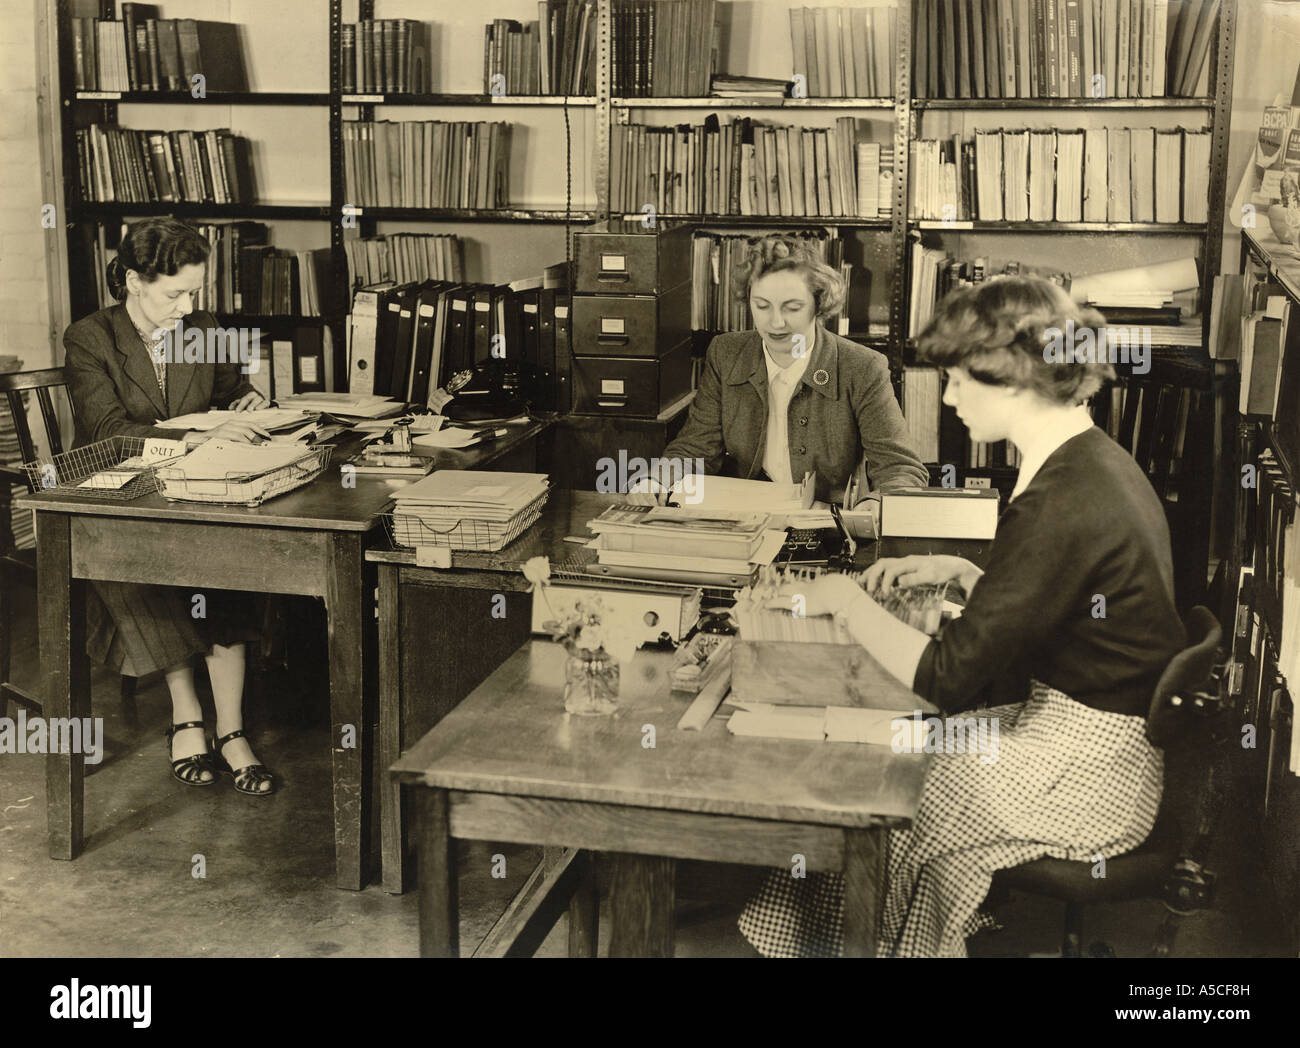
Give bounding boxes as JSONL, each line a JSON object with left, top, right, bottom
{"left": 652, "top": 234, "right": 927, "bottom": 504}
{"left": 63, "top": 217, "right": 276, "bottom": 796}
{"left": 738, "top": 277, "right": 1185, "bottom": 956}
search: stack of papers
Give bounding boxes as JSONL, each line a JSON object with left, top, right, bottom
{"left": 585, "top": 504, "right": 784, "bottom": 582}
{"left": 164, "top": 408, "right": 317, "bottom": 433}
{"left": 394, "top": 470, "right": 548, "bottom": 523}
{"left": 164, "top": 440, "right": 310, "bottom": 481}
{"left": 391, "top": 470, "right": 549, "bottom": 550}
{"left": 275, "top": 393, "right": 402, "bottom": 419}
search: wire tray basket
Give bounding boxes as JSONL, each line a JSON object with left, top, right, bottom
{"left": 154, "top": 445, "right": 333, "bottom": 507}
{"left": 386, "top": 489, "right": 550, "bottom": 552}
{"left": 22, "top": 435, "right": 186, "bottom": 500}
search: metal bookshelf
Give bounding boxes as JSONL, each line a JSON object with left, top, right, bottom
{"left": 53, "top": 0, "right": 1238, "bottom": 445}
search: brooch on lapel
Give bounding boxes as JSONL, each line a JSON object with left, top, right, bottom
{"left": 813, "top": 369, "right": 830, "bottom": 386}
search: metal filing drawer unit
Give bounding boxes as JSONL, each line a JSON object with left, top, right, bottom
{"left": 572, "top": 225, "right": 694, "bottom": 418}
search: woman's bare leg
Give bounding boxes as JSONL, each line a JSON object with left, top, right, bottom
{"left": 164, "top": 661, "right": 213, "bottom": 783}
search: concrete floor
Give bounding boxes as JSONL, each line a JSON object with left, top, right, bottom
{"left": 0, "top": 587, "right": 1291, "bottom": 958}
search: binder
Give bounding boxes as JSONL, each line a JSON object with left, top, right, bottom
{"left": 536, "top": 288, "right": 558, "bottom": 410}
{"left": 388, "top": 283, "right": 423, "bottom": 400}
{"left": 293, "top": 325, "right": 326, "bottom": 394}
{"left": 444, "top": 285, "right": 473, "bottom": 380}
{"left": 347, "top": 282, "right": 392, "bottom": 394}
{"left": 470, "top": 287, "right": 493, "bottom": 365}
{"left": 406, "top": 282, "right": 440, "bottom": 405}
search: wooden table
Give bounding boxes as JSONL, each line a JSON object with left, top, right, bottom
{"left": 391, "top": 640, "right": 935, "bottom": 957}
{"left": 367, "top": 492, "right": 991, "bottom": 894}
{"left": 366, "top": 488, "right": 624, "bottom": 893}
{"left": 21, "top": 419, "right": 548, "bottom": 890}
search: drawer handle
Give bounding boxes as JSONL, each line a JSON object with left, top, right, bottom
{"left": 597, "top": 334, "right": 630, "bottom": 346}
{"left": 597, "top": 398, "right": 627, "bottom": 407}
{"left": 597, "top": 271, "right": 631, "bottom": 282}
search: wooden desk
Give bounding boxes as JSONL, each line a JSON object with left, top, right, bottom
{"left": 366, "top": 492, "right": 991, "bottom": 894}
{"left": 391, "top": 640, "right": 933, "bottom": 957}
{"left": 21, "top": 420, "right": 548, "bottom": 890}
{"left": 366, "top": 489, "right": 623, "bottom": 892}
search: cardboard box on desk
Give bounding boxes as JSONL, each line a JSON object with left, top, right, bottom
{"left": 881, "top": 488, "right": 999, "bottom": 540}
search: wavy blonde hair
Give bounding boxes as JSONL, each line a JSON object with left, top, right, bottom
{"left": 732, "top": 234, "right": 846, "bottom": 320}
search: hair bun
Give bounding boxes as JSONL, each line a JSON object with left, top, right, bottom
{"left": 105, "top": 256, "right": 128, "bottom": 302}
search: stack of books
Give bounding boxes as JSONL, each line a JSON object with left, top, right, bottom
{"left": 912, "top": 0, "right": 1221, "bottom": 100}
{"left": 342, "top": 120, "right": 512, "bottom": 210}
{"left": 71, "top": 11, "right": 249, "bottom": 93}
{"left": 610, "top": 0, "right": 722, "bottom": 98}
{"left": 76, "top": 125, "right": 256, "bottom": 205}
{"left": 391, "top": 470, "right": 550, "bottom": 552}
{"left": 586, "top": 505, "right": 777, "bottom": 584}
{"left": 340, "top": 18, "right": 431, "bottom": 94}
{"left": 611, "top": 114, "right": 889, "bottom": 218}
{"left": 909, "top": 127, "right": 1211, "bottom": 224}
{"left": 788, "top": 4, "right": 898, "bottom": 98}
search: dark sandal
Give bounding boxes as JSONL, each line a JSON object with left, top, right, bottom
{"left": 213, "top": 729, "right": 276, "bottom": 796}
{"left": 166, "top": 721, "right": 216, "bottom": 786}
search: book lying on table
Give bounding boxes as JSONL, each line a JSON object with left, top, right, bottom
{"left": 665, "top": 472, "right": 816, "bottom": 513}
{"left": 726, "top": 702, "right": 930, "bottom": 747}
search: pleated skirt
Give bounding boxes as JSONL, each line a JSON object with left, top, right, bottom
{"left": 737, "top": 681, "right": 1164, "bottom": 958}
{"left": 87, "top": 581, "right": 263, "bottom": 677}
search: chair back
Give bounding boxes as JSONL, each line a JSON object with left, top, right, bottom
{"left": 1145, "top": 606, "right": 1230, "bottom": 899}
{"left": 0, "top": 368, "right": 73, "bottom": 491}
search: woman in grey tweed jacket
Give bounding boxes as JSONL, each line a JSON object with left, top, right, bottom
{"left": 660, "top": 234, "right": 927, "bottom": 504}
{"left": 62, "top": 218, "right": 276, "bottom": 796}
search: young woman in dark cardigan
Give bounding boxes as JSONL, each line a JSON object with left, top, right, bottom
{"left": 63, "top": 217, "right": 277, "bottom": 796}
{"left": 653, "top": 234, "right": 927, "bottom": 504}
{"left": 738, "top": 275, "right": 1186, "bottom": 957}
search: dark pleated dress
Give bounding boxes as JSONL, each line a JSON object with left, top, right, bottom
{"left": 67, "top": 305, "right": 262, "bottom": 676}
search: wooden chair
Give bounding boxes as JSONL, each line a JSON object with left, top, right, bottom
{"left": 989, "top": 606, "right": 1229, "bottom": 958}
{"left": 0, "top": 367, "right": 139, "bottom": 723}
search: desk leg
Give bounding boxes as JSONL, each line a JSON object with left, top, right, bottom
{"left": 567, "top": 850, "right": 599, "bottom": 958}
{"left": 841, "top": 826, "right": 887, "bottom": 958}
{"left": 608, "top": 853, "right": 675, "bottom": 958}
{"left": 417, "top": 788, "right": 458, "bottom": 957}
{"left": 377, "top": 564, "right": 405, "bottom": 894}
{"left": 37, "top": 513, "right": 88, "bottom": 860}
{"left": 325, "top": 533, "right": 375, "bottom": 891}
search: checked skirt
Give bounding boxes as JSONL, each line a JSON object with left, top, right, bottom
{"left": 737, "top": 681, "right": 1164, "bottom": 957}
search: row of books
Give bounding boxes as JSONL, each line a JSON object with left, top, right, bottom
{"left": 1248, "top": 453, "right": 1300, "bottom": 776}
{"left": 610, "top": 0, "right": 721, "bottom": 98}
{"left": 347, "top": 275, "right": 573, "bottom": 413}
{"left": 71, "top": 10, "right": 248, "bottom": 93}
{"left": 245, "top": 329, "right": 336, "bottom": 402}
{"left": 688, "top": 230, "right": 866, "bottom": 335}
{"left": 343, "top": 234, "right": 464, "bottom": 294}
{"left": 909, "top": 127, "right": 1211, "bottom": 223}
{"left": 912, "top": 0, "right": 1220, "bottom": 99}
{"left": 484, "top": 4, "right": 598, "bottom": 96}
{"left": 339, "top": 19, "right": 431, "bottom": 94}
{"left": 610, "top": 116, "right": 889, "bottom": 218}
{"left": 76, "top": 125, "right": 256, "bottom": 205}
{"left": 788, "top": 4, "right": 898, "bottom": 99}
{"left": 342, "top": 120, "right": 511, "bottom": 210}
{"left": 1239, "top": 282, "right": 1291, "bottom": 417}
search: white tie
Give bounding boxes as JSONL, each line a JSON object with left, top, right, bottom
{"left": 765, "top": 367, "right": 797, "bottom": 485}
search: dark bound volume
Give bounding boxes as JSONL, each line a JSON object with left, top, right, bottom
{"left": 177, "top": 20, "right": 249, "bottom": 93}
